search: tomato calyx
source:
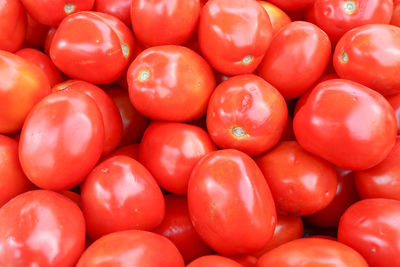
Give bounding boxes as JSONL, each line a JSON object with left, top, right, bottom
{"left": 236, "top": 55, "right": 254, "bottom": 65}
{"left": 64, "top": 3, "right": 76, "bottom": 15}
{"left": 340, "top": 51, "right": 349, "bottom": 63}
{"left": 138, "top": 69, "right": 151, "bottom": 82}
{"left": 231, "top": 126, "right": 249, "bottom": 138}
{"left": 343, "top": 1, "right": 357, "bottom": 15}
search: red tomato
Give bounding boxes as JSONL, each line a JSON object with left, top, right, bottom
{"left": 188, "top": 149, "right": 276, "bottom": 255}
{"left": 81, "top": 155, "right": 165, "bottom": 240}
{"left": 0, "top": 135, "right": 34, "bottom": 207}
{"left": 0, "top": 190, "right": 86, "bottom": 266}
{"left": 391, "top": 0, "right": 400, "bottom": 26}
{"left": 19, "top": 89, "right": 104, "bottom": 190}
{"left": 59, "top": 190, "right": 81, "bottom": 208}
{"left": 0, "top": 0, "right": 26, "bottom": 52}
{"left": 338, "top": 198, "right": 400, "bottom": 267}
{"left": 131, "top": 0, "right": 201, "bottom": 46}
{"left": 228, "top": 255, "right": 258, "bottom": 267}
{"left": 259, "top": 1, "right": 292, "bottom": 35}
{"left": 153, "top": 194, "right": 213, "bottom": 263}
{"left": 280, "top": 115, "right": 296, "bottom": 141}
{"left": 50, "top": 11, "right": 134, "bottom": 84}
{"left": 267, "top": 0, "right": 315, "bottom": 10}
{"left": 355, "top": 138, "right": 400, "bottom": 200}
{"left": 334, "top": 24, "right": 400, "bottom": 96}
{"left": 188, "top": 255, "right": 243, "bottom": 267}
{"left": 76, "top": 230, "right": 185, "bottom": 267}
{"left": 198, "top": 0, "right": 273, "bottom": 75}
{"left": 0, "top": 50, "right": 50, "bottom": 133}
{"left": 25, "top": 14, "right": 49, "bottom": 47}
{"left": 256, "top": 141, "right": 338, "bottom": 216}
{"left": 127, "top": 45, "right": 215, "bottom": 121}
{"left": 257, "top": 238, "right": 368, "bottom": 266}
{"left": 139, "top": 122, "right": 216, "bottom": 194}
{"left": 257, "top": 21, "right": 331, "bottom": 100}
{"left": 102, "top": 143, "right": 139, "bottom": 161}
{"left": 294, "top": 79, "right": 397, "bottom": 170}
{"left": 21, "top": 0, "right": 94, "bottom": 26}
{"left": 44, "top": 27, "right": 57, "bottom": 55}
{"left": 387, "top": 93, "right": 400, "bottom": 134}
{"left": 206, "top": 74, "right": 288, "bottom": 156}
{"left": 95, "top": 0, "right": 132, "bottom": 26}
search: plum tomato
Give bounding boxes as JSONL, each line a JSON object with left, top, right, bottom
{"left": 387, "top": 92, "right": 400, "bottom": 134}
{"left": 187, "top": 255, "right": 243, "bottom": 267}
{"left": 259, "top": 1, "right": 292, "bottom": 35}
{"left": 95, "top": 0, "right": 132, "bottom": 26}
{"left": 101, "top": 143, "right": 140, "bottom": 162}
{"left": 0, "top": 0, "right": 26, "bottom": 52}
{"left": 267, "top": 0, "right": 315, "bottom": 11}
{"left": 25, "top": 14, "right": 50, "bottom": 47}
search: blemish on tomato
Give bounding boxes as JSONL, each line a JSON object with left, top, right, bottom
{"left": 138, "top": 69, "right": 150, "bottom": 82}
{"left": 64, "top": 3, "right": 76, "bottom": 15}
{"left": 343, "top": 1, "right": 357, "bottom": 15}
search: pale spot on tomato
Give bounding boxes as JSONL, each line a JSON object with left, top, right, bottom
{"left": 231, "top": 126, "right": 249, "bottom": 138}
{"left": 120, "top": 42, "right": 129, "bottom": 58}
{"left": 341, "top": 51, "right": 349, "bottom": 63}
{"left": 64, "top": 3, "right": 76, "bottom": 14}
{"left": 137, "top": 69, "right": 150, "bottom": 82}
{"left": 343, "top": 1, "right": 357, "bottom": 15}
{"left": 236, "top": 55, "right": 254, "bottom": 65}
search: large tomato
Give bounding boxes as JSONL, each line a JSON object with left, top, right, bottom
{"left": 0, "top": 0, "right": 26, "bottom": 52}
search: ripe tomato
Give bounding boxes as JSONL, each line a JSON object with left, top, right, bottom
{"left": 131, "top": 0, "right": 201, "bottom": 46}
{"left": 294, "top": 79, "right": 397, "bottom": 170}
{"left": 187, "top": 255, "right": 243, "bottom": 267}
{"left": 25, "top": 14, "right": 49, "bottom": 47}
{"left": 387, "top": 93, "right": 400, "bottom": 134}
{"left": 198, "top": 0, "right": 273, "bottom": 75}
{"left": 206, "top": 74, "right": 288, "bottom": 156}
{"left": 0, "top": 50, "right": 50, "bottom": 133}
{"left": 188, "top": 149, "right": 276, "bottom": 255}
{"left": 76, "top": 230, "right": 185, "bottom": 267}
{"left": 60, "top": 190, "right": 81, "bottom": 208}
{"left": 257, "top": 21, "right": 331, "bottom": 100}
{"left": 19, "top": 89, "right": 104, "bottom": 191}
{"left": 95, "top": 0, "right": 132, "bottom": 26}
{"left": 0, "top": 190, "right": 86, "bottom": 266}
{"left": 50, "top": 11, "right": 134, "bottom": 84}
{"left": 127, "top": 45, "right": 215, "bottom": 121}
{"left": 334, "top": 24, "right": 400, "bottom": 96}
{"left": 259, "top": 1, "right": 292, "bottom": 35}
{"left": 391, "top": 0, "right": 400, "bottom": 26}
{"left": 44, "top": 27, "right": 57, "bottom": 55}
{"left": 257, "top": 238, "right": 368, "bottom": 266}
{"left": 228, "top": 255, "right": 258, "bottom": 267}
{"left": 139, "top": 122, "right": 216, "bottom": 194}
{"left": 102, "top": 143, "right": 139, "bottom": 161}
{"left": 338, "top": 198, "right": 400, "bottom": 267}
{"left": 0, "top": 0, "right": 26, "bottom": 52}
{"left": 267, "top": 0, "right": 315, "bottom": 10}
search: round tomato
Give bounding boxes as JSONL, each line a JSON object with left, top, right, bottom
{"left": 102, "top": 143, "right": 140, "bottom": 162}
{"left": 187, "top": 255, "right": 243, "bottom": 267}
{"left": 391, "top": 0, "right": 400, "bottom": 26}
{"left": 267, "top": 0, "right": 315, "bottom": 10}
{"left": 25, "top": 14, "right": 49, "bottom": 47}
{"left": 95, "top": 0, "right": 132, "bottom": 26}
{"left": 60, "top": 190, "right": 81, "bottom": 208}
{"left": 387, "top": 92, "right": 400, "bottom": 134}
{"left": 0, "top": 0, "right": 26, "bottom": 52}
{"left": 259, "top": 1, "right": 292, "bottom": 35}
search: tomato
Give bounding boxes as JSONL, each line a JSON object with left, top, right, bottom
{"left": 131, "top": 0, "right": 201, "bottom": 46}
{"left": 127, "top": 45, "right": 215, "bottom": 121}
{"left": 59, "top": 190, "right": 81, "bottom": 208}
{"left": 53, "top": 80, "right": 123, "bottom": 156}
{"left": 338, "top": 198, "right": 400, "bottom": 267}
{"left": 139, "top": 122, "right": 216, "bottom": 194}
{"left": 25, "top": 14, "right": 49, "bottom": 47}
{"left": 153, "top": 194, "right": 213, "bottom": 263}
{"left": 188, "top": 255, "right": 243, "bottom": 267}
{"left": 228, "top": 255, "right": 257, "bottom": 267}
{"left": 76, "top": 230, "right": 185, "bottom": 267}
{"left": 44, "top": 27, "right": 57, "bottom": 55}
{"left": 267, "top": 0, "right": 315, "bottom": 10}
{"left": 391, "top": 0, "right": 400, "bottom": 26}
{"left": 0, "top": 190, "right": 86, "bottom": 266}
{"left": 19, "top": 89, "right": 104, "bottom": 191}
{"left": 50, "top": 11, "right": 134, "bottom": 84}
{"left": 198, "top": 0, "right": 273, "bottom": 75}
{"left": 257, "top": 21, "right": 331, "bottom": 100}
{"left": 387, "top": 93, "right": 400, "bottom": 134}
{"left": 280, "top": 115, "right": 296, "bottom": 141}
{"left": 0, "top": 0, "right": 26, "bottom": 52}
{"left": 334, "top": 24, "right": 400, "bottom": 96}
{"left": 257, "top": 238, "right": 368, "bottom": 267}
{"left": 206, "top": 74, "right": 288, "bottom": 156}
{"left": 81, "top": 155, "right": 165, "bottom": 240}
{"left": 188, "top": 149, "right": 276, "bottom": 255}
{"left": 294, "top": 79, "right": 397, "bottom": 170}
{"left": 21, "top": 0, "right": 95, "bottom": 26}
{"left": 259, "top": 1, "right": 292, "bottom": 35}
{"left": 0, "top": 50, "right": 50, "bottom": 133}
{"left": 95, "top": 0, "right": 132, "bottom": 26}
{"left": 102, "top": 143, "right": 139, "bottom": 161}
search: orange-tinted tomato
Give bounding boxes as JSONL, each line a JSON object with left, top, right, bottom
{"left": 259, "top": 1, "right": 292, "bottom": 35}
{"left": 0, "top": 0, "right": 26, "bottom": 52}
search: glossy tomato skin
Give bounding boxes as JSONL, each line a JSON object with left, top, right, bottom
{"left": 95, "top": 0, "right": 132, "bottom": 26}
{"left": 334, "top": 24, "right": 400, "bottom": 96}
{"left": 19, "top": 89, "right": 104, "bottom": 191}
{"left": 0, "top": 190, "right": 86, "bottom": 267}
{"left": 0, "top": 50, "right": 51, "bottom": 133}
{"left": 198, "top": 0, "right": 273, "bottom": 75}
{"left": 267, "top": 0, "right": 315, "bottom": 10}
{"left": 188, "top": 149, "right": 276, "bottom": 255}
{"left": 50, "top": 11, "right": 134, "bottom": 84}
{"left": 76, "top": 230, "right": 185, "bottom": 267}
{"left": 188, "top": 255, "right": 243, "bottom": 267}
{"left": 257, "top": 21, "right": 331, "bottom": 100}
{"left": 338, "top": 198, "right": 400, "bottom": 267}
{"left": 259, "top": 1, "right": 291, "bottom": 35}
{"left": 101, "top": 143, "right": 139, "bottom": 161}
{"left": 127, "top": 45, "right": 215, "bottom": 121}
{"left": 387, "top": 93, "right": 400, "bottom": 134}
{"left": 0, "top": 0, "right": 26, "bottom": 52}
{"left": 25, "top": 14, "right": 49, "bottom": 47}
{"left": 131, "top": 0, "right": 201, "bottom": 46}
{"left": 294, "top": 79, "right": 397, "bottom": 170}
{"left": 206, "top": 74, "right": 288, "bottom": 156}
{"left": 257, "top": 238, "right": 368, "bottom": 267}
{"left": 139, "top": 122, "right": 217, "bottom": 194}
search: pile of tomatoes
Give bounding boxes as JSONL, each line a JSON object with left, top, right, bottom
{"left": 1, "top": 0, "right": 400, "bottom": 266}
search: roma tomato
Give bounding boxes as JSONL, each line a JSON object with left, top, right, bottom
{"left": 139, "top": 122, "right": 216, "bottom": 194}
{"left": 267, "top": 0, "right": 315, "bottom": 10}
{"left": 76, "top": 230, "right": 185, "bottom": 267}
{"left": 0, "top": 0, "right": 26, "bottom": 52}
{"left": 131, "top": 0, "right": 201, "bottom": 46}
{"left": 387, "top": 92, "right": 400, "bottom": 134}
{"left": 198, "top": 0, "right": 273, "bottom": 75}
{"left": 255, "top": 141, "right": 338, "bottom": 216}
{"left": 25, "top": 14, "right": 49, "bottom": 47}
{"left": 50, "top": 11, "right": 134, "bottom": 84}
{"left": 206, "top": 74, "right": 288, "bottom": 156}
{"left": 259, "top": 1, "right": 292, "bottom": 35}
{"left": 257, "top": 21, "right": 331, "bottom": 100}
{"left": 19, "top": 89, "right": 104, "bottom": 191}
{"left": 127, "top": 45, "right": 215, "bottom": 121}
{"left": 188, "top": 255, "right": 242, "bottom": 267}
{"left": 294, "top": 79, "right": 397, "bottom": 170}
{"left": 188, "top": 149, "right": 276, "bottom": 255}
{"left": 334, "top": 24, "right": 400, "bottom": 95}
{"left": 338, "top": 198, "right": 400, "bottom": 267}
{"left": 0, "top": 50, "right": 50, "bottom": 133}
{"left": 257, "top": 238, "right": 368, "bottom": 267}
{"left": 95, "top": 0, "right": 132, "bottom": 26}
{"left": 0, "top": 190, "right": 86, "bottom": 267}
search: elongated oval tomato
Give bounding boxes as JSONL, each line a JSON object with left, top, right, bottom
{"left": 19, "top": 89, "right": 104, "bottom": 191}
{"left": 188, "top": 149, "right": 276, "bottom": 255}
{"left": 188, "top": 255, "right": 242, "bottom": 267}
{"left": 0, "top": 0, "right": 26, "bottom": 52}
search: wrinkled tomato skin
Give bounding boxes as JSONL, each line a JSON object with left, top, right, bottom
{"left": 95, "top": 0, "right": 132, "bottom": 26}
{"left": 188, "top": 255, "right": 243, "bottom": 267}
{"left": 188, "top": 149, "right": 276, "bottom": 255}
{"left": 198, "top": 0, "right": 273, "bottom": 75}
{"left": 338, "top": 198, "right": 400, "bottom": 267}
{"left": 259, "top": 1, "right": 292, "bottom": 35}
{"left": 334, "top": 24, "right": 400, "bottom": 96}
{"left": 267, "top": 0, "right": 315, "bottom": 11}
{"left": 25, "top": 14, "right": 50, "bottom": 47}
{"left": 0, "top": 0, "right": 26, "bottom": 52}
{"left": 294, "top": 79, "right": 397, "bottom": 170}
